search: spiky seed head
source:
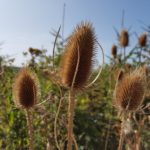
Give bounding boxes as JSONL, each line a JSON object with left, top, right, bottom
{"left": 13, "top": 68, "right": 40, "bottom": 109}
{"left": 120, "top": 30, "right": 129, "bottom": 47}
{"left": 139, "top": 33, "right": 147, "bottom": 47}
{"left": 111, "top": 44, "right": 117, "bottom": 58}
{"left": 60, "top": 22, "right": 96, "bottom": 89}
{"left": 114, "top": 68, "right": 146, "bottom": 112}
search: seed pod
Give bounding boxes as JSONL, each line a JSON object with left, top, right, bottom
{"left": 120, "top": 30, "right": 129, "bottom": 47}
{"left": 111, "top": 44, "right": 117, "bottom": 58}
{"left": 60, "top": 22, "right": 96, "bottom": 89}
{"left": 114, "top": 68, "right": 146, "bottom": 112}
{"left": 139, "top": 33, "right": 147, "bottom": 47}
{"left": 13, "top": 68, "right": 40, "bottom": 109}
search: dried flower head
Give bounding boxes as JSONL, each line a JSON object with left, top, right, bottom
{"left": 139, "top": 33, "right": 147, "bottom": 47}
{"left": 60, "top": 22, "right": 96, "bottom": 89}
{"left": 120, "top": 30, "right": 129, "bottom": 47}
{"left": 111, "top": 44, "right": 117, "bottom": 58}
{"left": 13, "top": 68, "right": 40, "bottom": 109}
{"left": 114, "top": 68, "right": 146, "bottom": 112}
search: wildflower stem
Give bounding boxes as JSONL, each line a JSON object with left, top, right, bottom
{"left": 118, "top": 117, "right": 125, "bottom": 150}
{"left": 67, "top": 89, "right": 75, "bottom": 150}
{"left": 26, "top": 109, "right": 34, "bottom": 150}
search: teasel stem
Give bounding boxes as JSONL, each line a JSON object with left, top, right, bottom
{"left": 73, "top": 134, "right": 79, "bottom": 150}
{"left": 67, "top": 90, "right": 76, "bottom": 150}
{"left": 26, "top": 109, "right": 34, "bottom": 150}
{"left": 123, "top": 47, "right": 126, "bottom": 62}
{"left": 54, "top": 85, "right": 63, "bottom": 150}
{"left": 67, "top": 46, "right": 80, "bottom": 150}
{"left": 118, "top": 115, "right": 125, "bottom": 150}
{"left": 139, "top": 48, "right": 142, "bottom": 64}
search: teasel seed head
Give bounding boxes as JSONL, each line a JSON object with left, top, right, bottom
{"left": 13, "top": 68, "right": 40, "bottom": 109}
{"left": 120, "top": 30, "right": 129, "bottom": 47}
{"left": 139, "top": 33, "right": 147, "bottom": 47}
{"left": 60, "top": 22, "right": 96, "bottom": 89}
{"left": 114, "top": 68, "right": 146, "bottom": 113}
{"left": 111, "top": 44, "right": 117, "bottom": 58}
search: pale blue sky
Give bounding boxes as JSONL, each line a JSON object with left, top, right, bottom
{"left": 0, "top": 0, "right": 150, "bottom": 65}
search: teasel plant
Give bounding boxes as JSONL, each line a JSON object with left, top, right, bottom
{"left": 13, "top": 67, "right": 40, "bottom": 150}
{"left": 119, "top": 29, "right": 129, "bottom": 61}
{"left": 60, "top": 22, "right": 104, "bottom": 150}
{"left": 113, "top": 67, "right": 147, "bottom": 150}
{"left": 138, "top": 33, "right": 148, "bottom": 63}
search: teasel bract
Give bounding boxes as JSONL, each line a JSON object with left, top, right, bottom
{"left": 138, "top": 33, "right": 147, "bottom": 47}
{"left": 60, "top": 22, "right": 96, "bottom": 150}
{"left": 13, "top": 67, "right": 40, "bottom": 150}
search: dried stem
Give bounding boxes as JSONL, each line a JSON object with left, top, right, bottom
{"left": 67, "top": 90, "right": 76, "bottom": 150}
{"left": 54, "top": 97, "right": 64, "bottom": 150}
{"left": 67, "top": 46, "right": 80, "bottom": 150}
{"left": 118, "top": 116, "right": 125, "bottom": 150}
{"left": 73, "top": 134, "right": 79, "bottom": 150}
{"left": 26, "top": 109, "right": 34, "bottom": 150}
{"left": 123, "top": 47, "right": 126, "bottom": 61}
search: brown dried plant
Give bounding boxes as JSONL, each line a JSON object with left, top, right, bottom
{"left": 61, "top": 22, "right": 96, "bottom": 89}
{"left": 138, "top": 33, "right": 147, "bottom": 47}
{"left": 13, "top": 67, "right": 40, "bottom": 109}
{"left": 60, "top": 22, "right": 96, "bottom": 150}
{"left": 114, "top": 67, "right": 146, "bottom": 150}
{"left": 120, "top": 30, "right": 129, "bottom": 48}
{"left": 114, "top": 68, "right": 146, "bottom": 113}
{"left": 13, "top": 67, "right": 40, "bottom": 150}
{"left": 111, "top": 44, "right": 117, "bottom": 58}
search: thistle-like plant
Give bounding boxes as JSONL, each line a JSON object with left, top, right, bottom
{"left": 60, "top": 22, "right": 96, "bottom": 150}
{"left": 13, "top": 67, "right": 40, "bottom": 150}
{"left": 114, "top": 67, "right": 146, "bottom": 150}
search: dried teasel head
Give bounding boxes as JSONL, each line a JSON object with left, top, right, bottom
{"left": 139, "top": 33, "right": 147, "bottom": 47}
{"left": 60, "top": 22, "right": 96, "bottom": 89}
{"left": 120, "top": 30, "right": 129, "bottom": 47}
{"left": 114, "top": 68, "right": 146, "bottom": 113}
{"left": 13, "top": 68, "right": 40, "bottom": 109}
{"left": 111, "top": 44, "right": 117, "bottom": 58}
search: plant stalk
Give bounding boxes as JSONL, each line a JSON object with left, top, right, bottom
{"left": 67, "top": 89, "right": 75, "bottom": 150}
{"left": 118, "top": 117, "right": 125, "bottom": 150}
{"left": 26, "top": 109, "right": 34, "bottom": 150}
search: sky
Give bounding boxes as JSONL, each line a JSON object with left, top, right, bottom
{"left": 0, "top": 0, "right": 150, "bottom": 66}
